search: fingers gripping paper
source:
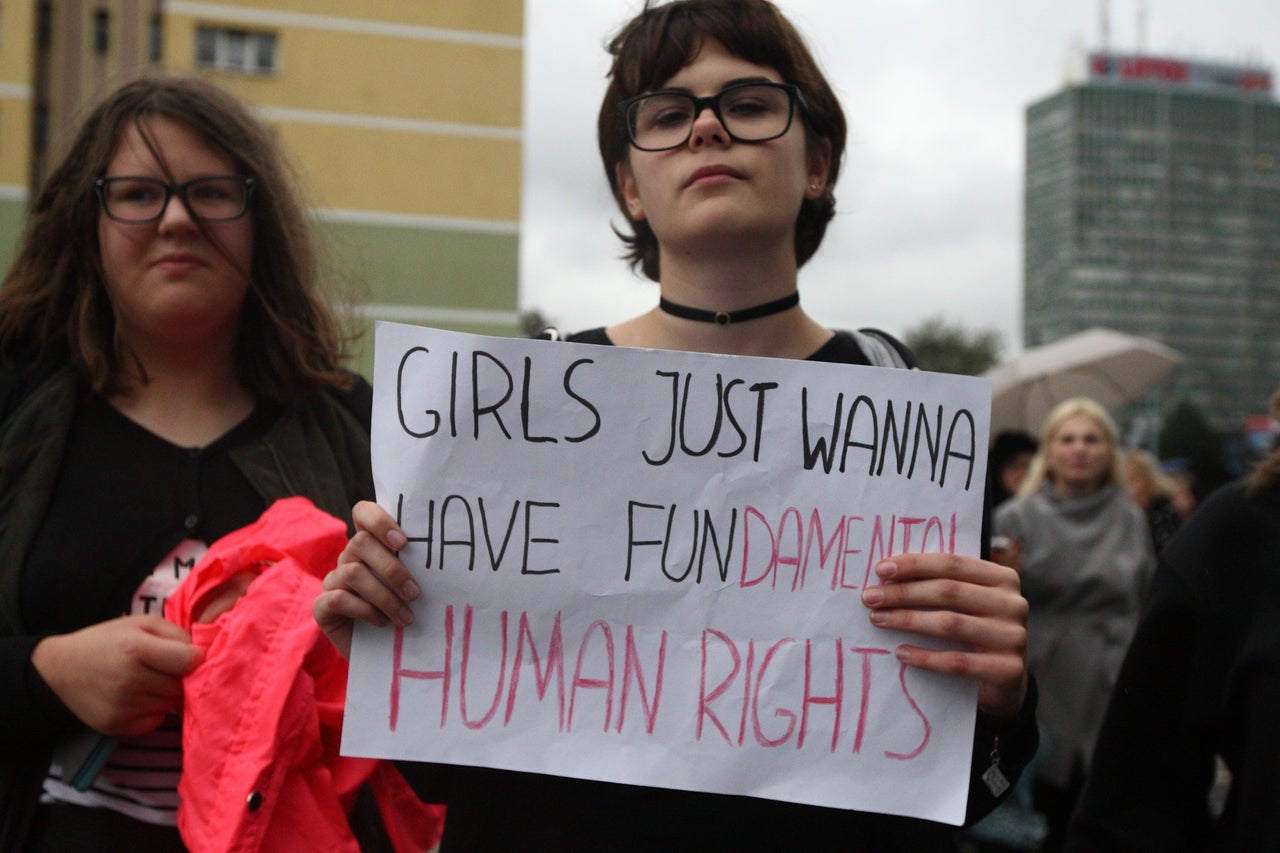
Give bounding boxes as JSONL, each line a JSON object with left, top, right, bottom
{"left": 342, "top": 323, "right": 992, "bottom": 825}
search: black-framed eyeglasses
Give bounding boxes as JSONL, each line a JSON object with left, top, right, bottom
{"left": 618, "top": 81, "right": 805, "bottom": 152}
{"left": 94, "top": 175, "right": 256, "bottom": 223}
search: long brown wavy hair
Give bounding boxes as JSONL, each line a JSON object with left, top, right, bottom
{"left": 0, "top": 73, "right": 356, "bottom": 405}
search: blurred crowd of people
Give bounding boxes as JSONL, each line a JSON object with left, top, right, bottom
{"left": 963, "top": 388, "right": 1279, "bottom": 853}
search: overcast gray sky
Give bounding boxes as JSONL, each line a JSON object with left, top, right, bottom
{"left": 519, "top": 1, "right": 1280, "bottom": 356}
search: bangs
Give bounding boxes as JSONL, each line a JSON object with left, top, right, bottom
{"left": 611, "top": 1, "right": 802, "bottom": 97}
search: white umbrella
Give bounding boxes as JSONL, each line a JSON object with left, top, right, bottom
{"left": 985, "top": 327, "right": 1185, "bottom": 433}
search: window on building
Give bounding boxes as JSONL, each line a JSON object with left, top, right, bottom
{"left": 93, "top": 9, "right": 109, "bottom": 54}
{"left": 34, "top": 101, "right": 48, "bottom": 156}
{"left": 149, "top": 14, "right": 162, "bottom": 62}
{"left": 195, "top": 26, "right": 277, "bottom": 75}
{"left": 37, "top": 2, "right": 52, "bottom": 50}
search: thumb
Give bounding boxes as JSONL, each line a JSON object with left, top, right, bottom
{"left": 134, "top": 614, "right": 194, "bottom": 644}
{"left": 136, "top": 623, "right": 205, "bottom": 676}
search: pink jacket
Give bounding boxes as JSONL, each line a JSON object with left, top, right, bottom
{"left": 166, "top": 497, "right": 444, "bottom": 852}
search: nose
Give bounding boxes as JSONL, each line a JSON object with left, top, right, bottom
{"left": 156, "top": 189, "right": 199, "bottom": 234}
{"left": 688, "top": 103, "right": 730, "bottom": 149}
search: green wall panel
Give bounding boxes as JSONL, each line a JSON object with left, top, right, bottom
{"left": 321, "top": 220, "right": 519, "bottom": 311}
{"left": 320, "top": 220, "right": 523, "bottom": 378}
{"left": 0, "top": 198, "right": 30, "bottom": 279}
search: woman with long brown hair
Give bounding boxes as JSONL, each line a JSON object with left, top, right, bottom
{"left": 0, "top": 74, "right": 376, "bottom": 850}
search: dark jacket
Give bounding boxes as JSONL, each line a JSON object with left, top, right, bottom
{"left": 0, "top": 362, "right": 374, "bottom": 850}
{"left": 1066, "top": 480, "right": 1280, "bottom": 852}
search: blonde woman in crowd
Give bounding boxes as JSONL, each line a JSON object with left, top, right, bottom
{"left": 993, "top": 398, "right": 1155, "bottom": 852}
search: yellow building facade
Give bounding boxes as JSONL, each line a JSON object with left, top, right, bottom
{"left": 0, "top": 1, "right": 525, "bottom": 372}
{"left": 0, "top": 2, "right": 36, "bottom": 254}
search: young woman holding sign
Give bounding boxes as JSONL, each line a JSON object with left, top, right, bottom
{"left": 316, "top": 0, "right": 1036, "bottom": 848}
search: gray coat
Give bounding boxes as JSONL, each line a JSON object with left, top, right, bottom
{"left": 996, "top": 483, "right": 1155, "bottom": 787}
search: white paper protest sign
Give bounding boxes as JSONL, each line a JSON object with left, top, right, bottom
{"left": 342, "top": 322, "right": 992, "bottom": 825}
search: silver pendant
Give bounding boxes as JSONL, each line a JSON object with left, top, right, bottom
{"left": 982, "top": 763, "right": 1011, "bottom": 798}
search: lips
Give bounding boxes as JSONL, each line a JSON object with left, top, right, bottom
{"left": 151, "top": 251, "right": 205, "bottom": 273}
{"left": 685, "top": 164, "right": 744, "bottom": 187}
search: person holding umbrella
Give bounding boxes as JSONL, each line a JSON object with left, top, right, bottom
{"left": 992, "top": 397, "right": 1155, "bottom": 851}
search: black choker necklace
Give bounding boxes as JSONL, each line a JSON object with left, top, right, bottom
{"left": 659, "top": 292, "right": 799, "bottom": 326}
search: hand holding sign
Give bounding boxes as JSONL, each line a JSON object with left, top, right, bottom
{"left": 320, "top": 509, "right": 1029, "bottom": 717}
{"left": 861, "top": 553, "right": 1028, "bottom": 720}
{"left": 315, "top": 502, "right": 421, "bottom": 659}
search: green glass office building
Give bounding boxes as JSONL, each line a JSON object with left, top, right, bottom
{"left": 1024, "top": 52, "right": 1280, "bottom": 430}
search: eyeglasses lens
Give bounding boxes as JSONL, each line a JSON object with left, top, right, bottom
{"left": 628, "top": 84, "right": 794, "bottom": 151}
{"left": 100, "top": 176, "right": 251, "bottom": 222}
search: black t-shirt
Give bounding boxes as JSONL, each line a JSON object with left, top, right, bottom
{"left": 399, "top": 326, "right": 1026, "bottom": 852}
{"left": 20, "top": 393, "right": 273, "bottom": 633}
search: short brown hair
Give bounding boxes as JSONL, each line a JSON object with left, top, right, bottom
{"left": 0, "top": 73, "right": 355, "bottom": 405}
{"left": 597, "top": 0, "right": 846, "bottom": 281}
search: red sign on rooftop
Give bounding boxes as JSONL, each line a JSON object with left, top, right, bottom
{"left": 1089, "top": 51, "right": 1272, "bottom": 96}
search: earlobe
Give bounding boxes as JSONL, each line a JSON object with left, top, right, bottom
{"left": 806, "top": 138, "right": 833, "bottom": 199}
{"left": 616, "top": 162, "right": 645, "bottom": 221}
